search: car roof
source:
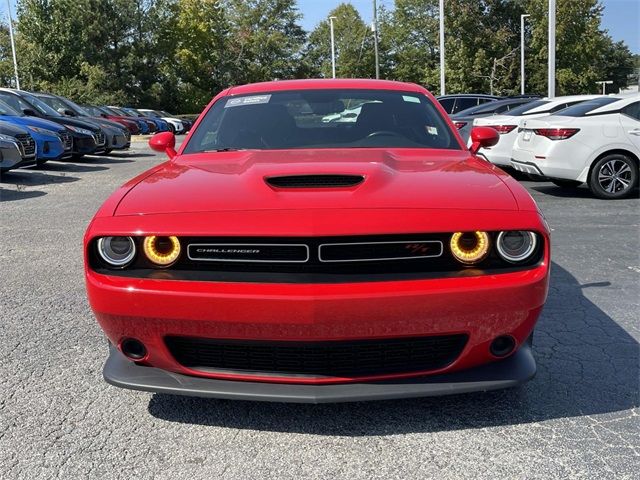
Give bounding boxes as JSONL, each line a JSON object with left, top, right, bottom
{"left": 522, "top": 94, "right": 604, "bottom": 114}
{"left": 437, "top": 93, "right": 501, "bottom": 99}
{"left": 227, "top": 79, "right": 427, "bottom": 96}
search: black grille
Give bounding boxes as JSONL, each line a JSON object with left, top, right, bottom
{"left": 266, "top": 175, "right": 364, "bottom": 188}
{"left": 94, "top": 131, "right": 106, "bottom": 146}
{"left": 59, "top": 131, "right": 73, "bottom": 150}
{"left": 14, "top": 133, "right": 36, "bottom": 158}
{"left": 165, "top": 334, "right": 468, "bottom": 378}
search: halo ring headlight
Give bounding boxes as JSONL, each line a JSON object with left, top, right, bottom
{"left": 97, "top": 236, "right": 136, "bottom": 267}
{"left": 496, "top": 231, "right": 537, "bottom": 263}
{"left": 450, "top": 231, "right": 490, "bottom": 265}
{"left": 143, "top": 236, "right": 181, "bottom": 266}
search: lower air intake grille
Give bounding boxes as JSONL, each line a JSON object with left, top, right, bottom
{"left": 14, "top": 133, "right": 36, "bottom": 157}
{"left": 266, "top": 174, "right": 364, "bottom": 188}
{"left": 60, "top": 131, "right": 73, "bottom": 150}
{"left": 165, "top": 334, "right": 468, "bottom": 378}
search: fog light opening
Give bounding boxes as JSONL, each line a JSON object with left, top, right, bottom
{"left": 120, "top": 338, "right": 147, "bottom": 360}
{"left": 490, "top": 335, "right": 516, "bottom": 358}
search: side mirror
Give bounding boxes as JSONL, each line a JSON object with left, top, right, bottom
{"left": 149, "top": 131, "right": 177, "bottom": 159}
{"left": 469, "top": 126, "right": 500, "bottom": 155}
{"left": 22, "top": 108, "right": 37, "bottom": 116}
{"left": 58, "top": 108, "right": 75, "bottom": 117}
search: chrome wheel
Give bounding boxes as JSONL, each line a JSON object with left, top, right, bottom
{"left": 598, "top": 159, "right": 632, "bottom": 194}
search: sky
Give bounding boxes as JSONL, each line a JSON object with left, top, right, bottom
{"left": 0, "top": 0, "right": 637, "bottom": 53}
{"left": 297, "top": 0, "right": 639, "bottom": 53}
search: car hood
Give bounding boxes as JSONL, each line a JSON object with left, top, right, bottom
{"left": 0, "top": 119, "right": 29, "bottom": 136}
{"left": 1, "top": 115, "right": 65, "bottom": 133}
{"left": 46, "top": 116, "right": 100, "bottom": 131}
{"left": 115, "top": 149, "right": 518, "bottom": 216}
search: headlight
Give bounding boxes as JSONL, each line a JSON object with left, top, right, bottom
{"left": 143, "top": 236, "right": 181, "bottom": 266}
{"left": 66, "top": 126, "right": 94, "bottom": 135}
{"left": 27, "top": 126, "right": 57, "bottom": 135}
{"left": 97, "top": 236, "right": 136, "bottom": 267}
{"left": 450, "top": 231, "right": 490, "bottom": 265}
{"left": 496, "top": 231, "right": 537, "bottom": 263}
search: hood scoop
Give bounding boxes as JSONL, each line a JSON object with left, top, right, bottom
{"left": 265, "top": 174, "right": 365, "bottom": 189}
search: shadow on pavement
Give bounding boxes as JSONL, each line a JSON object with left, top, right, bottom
{"left": 0, "top": 170, "right": 80, "bottom": 187}
{"left": 0, "top": 187, "right": 47, "bottom": 201}
{"left": 39, "top": 162, "right": 109, "bottom": 173}
{"left": 531, "top": 184, "right": 640, "bottom": 199}
{"left": 147, "top": 262, "right": 638, "bottom": 435}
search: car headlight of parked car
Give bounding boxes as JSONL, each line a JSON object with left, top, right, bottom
{"left": 97, "top": 237, "right": 136, "bottom": 267}
{"left": 27, "top": 126, "right": 58, "bottom": 135}
{"left": 496, "top": 231, "right": 538, "bottom": 263}
{"left": 66, "top": 126, "right": 94, "bottom": 136}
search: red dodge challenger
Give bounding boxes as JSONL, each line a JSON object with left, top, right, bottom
{"left": 85, "top": 79, "right": 550, "bottom": 403}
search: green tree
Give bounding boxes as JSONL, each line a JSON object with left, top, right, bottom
{"left": 306, "top": 3, "right": 376, "bottom": 78}
{"left": 228, "top": 0, "right": 308, "bottom": 83}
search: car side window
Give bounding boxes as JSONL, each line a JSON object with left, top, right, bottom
{"left": 452, "top": 98, "right": 477, "bottom": 114}
{"left": 438, "top": 98, "right": 455, "bottom": 113}
{"left": 622, "top": 102, "right": 640, "bottom": 121}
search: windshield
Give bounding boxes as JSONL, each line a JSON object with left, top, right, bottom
{"left": 36, "top": 95, "right": 76, "bottom": 114}
{"left": 138, "top": 110, "right": 153, "bottom": 118}
{"left": 61, "top": 97, "right": 91, "bottom": 116}
{"left": 122, "top": 108, "right": 141, "bottom": 117}
{"left": 159, "top": 111, "right": 171, "bottom": 117}
{"left": 184, "top": 89, "right": 459, "bottom": 153}
{"left": 506, "top": 100, "right": 551, "bottom": 116}
{"left": 83, "top": 105, "right": 103, "bottom": 116}
{"left": 554, "top": 97, "right": 619, "bottom": 117}
{"left": 0, "top": 99, "right": 22, "bottom": 116}
{"left": 20, "top": 92, "right": 64, "bottom": 117}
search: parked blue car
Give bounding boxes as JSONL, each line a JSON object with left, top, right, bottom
{"left": 119, "top": 107, "right": 171, "bottom": 132}
{"left": 0, "top": 99, "right": 71, "bottom": 165}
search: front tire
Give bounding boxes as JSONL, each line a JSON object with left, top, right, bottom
{"left": 551, "top": 179, "right": 582, "bottom": 189}
{"left": 72, "top": 153, "right": 85, "bottom": 160}
{"left": 588, "top": 154, "right": 638, "bottom": 199}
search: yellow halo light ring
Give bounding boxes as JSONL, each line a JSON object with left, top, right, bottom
{"left": 450, "top": 231, "right": 490, "bottom": 265}
{"left": 143, "top": 235, "right": 181, "bottom": 266}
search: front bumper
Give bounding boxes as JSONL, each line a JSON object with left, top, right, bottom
{"left": 104, "top": 342, "right": 536, "bottom": 403}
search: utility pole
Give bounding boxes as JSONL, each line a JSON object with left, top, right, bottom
{"left": 329, "top": 16, "right": 337, "bottom": 79}
{"left": 520, "top": 14, "right": 530, "bottom": 95}
{"left": 6, "top": 0, "right": 20, "bottom": 90}
{"left": 439, "top": 0, "right": 445, "bottom": 95}
{"left": 372, "top": 0, "right": 380, "bottom": 79}
{"left": 548, "top": 0, "right": 556, "bottom": 98}
{"left": 596, "top": 80, "right": 613, "bottom": 95}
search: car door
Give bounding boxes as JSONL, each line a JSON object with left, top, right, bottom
{"left": 619, "top": 101, "right": 640, "bottom": 154}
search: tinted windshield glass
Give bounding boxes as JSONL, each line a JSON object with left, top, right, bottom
{"left": 0, "top": 99, "right": 22, "bottom": 116}
{"left": 0, "top": 92, "right": 35, "bottom": 115}
{"left": 554, "top": 97, "right": 619, "bottom": 117}
{"left": 21, "top": 93, "right": 63, "bottom": 116}
{"left": 507, "top": 100, "right": 551, "bottom": 116}
{"left": 184, "top": 89, "right": 459, "bottom": 152}
{"left": 36, "top": 95, "right": 71, "bottom": 113}
{"left": 60, "top": 97, "right": 90, "bottom": 116}
{"left": 83, "top": 105, "right": 102, "bottom": 116}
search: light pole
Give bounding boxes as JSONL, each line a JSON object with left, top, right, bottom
{"left": 329, "top": 16, "right": 337, "bottom": 79}
{"left": 6, "top": 0, "right": 20, "bottom": 90}
{"left": 439, "top": 0, "right": 445, "bottom": 95}
{"left": 596, "top": 80, "right": 613, "bottom": 95}
{"left": 548, "top": 0, "right": 556, "bottom": 98}
{"left": 520, "top": 14, "right": 530, "bottom": 95}
{"left": 372, "top": 0, "right": 380, "bottom": 79}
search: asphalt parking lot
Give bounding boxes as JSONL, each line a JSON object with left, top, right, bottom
{"left": 1, "top": 140, "right": 638, "bottom": 479}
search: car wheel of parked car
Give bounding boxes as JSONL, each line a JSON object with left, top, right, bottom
{"left": 72, "top": 153, "right": 85, "bottom": 160}
{"left": 551, "top": 179, "right": 582, "bottom": 189}
{"left": 35, "top": 159, "right": 48, "bottom": 168}
{"left": 104, "top": 149, "right": 113, "bottom": 154}
{"left": 588, "top": 154, "right": 638, "bottom": 199}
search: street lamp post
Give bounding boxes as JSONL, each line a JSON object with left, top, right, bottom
{"left": 520, "top": 14, "right": 530, "bottom": 95}
{"left": 439, "top": 0, "right": 445, "bottom": 95}
{"left": 329, "top": 16, "right": 337, "bottom": 79}
{"left": 596, "top": 80, "right": 613, "bottom": 95}
{"left": 372, "top": 0, "right": 380, "bottom": 79}
{"left": 548, "top": 0, "right": 556, "bottom": 98}
{"left": 6, "top": 0, "right": 20, "bottom": 90}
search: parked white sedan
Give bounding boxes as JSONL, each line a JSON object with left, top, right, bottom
{"left": 511, "top": 95, "right": 639, "bottom": 199}
{"left": 473, "top": 95, "right": 603, "bottom": 167}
